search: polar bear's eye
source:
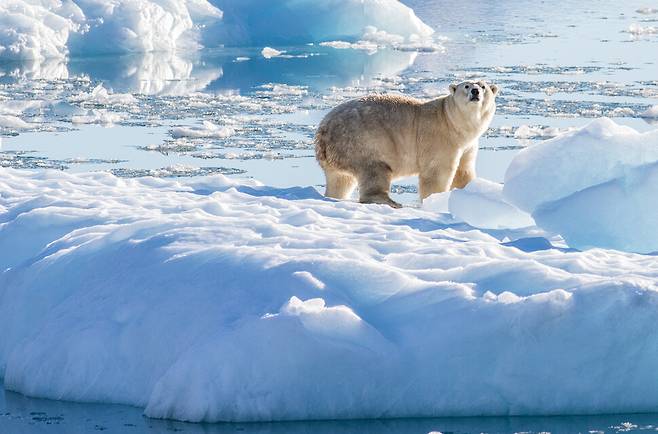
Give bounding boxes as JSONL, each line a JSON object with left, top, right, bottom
{"left": 465, "top": 85, "right": 470, "bottom": 89}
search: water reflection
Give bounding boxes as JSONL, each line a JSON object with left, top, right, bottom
{"left": 0, "top": 46, "right": 421, "bottom": 95}
{"left": 3, "top": 387, "right": 658, "bottom": 433}
{"left": 0, "top": 58, "right": 69, "bottom": 80}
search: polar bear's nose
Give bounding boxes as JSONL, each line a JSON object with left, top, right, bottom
{"left": 471, "top": 88, "right": 480, "bottom": 96}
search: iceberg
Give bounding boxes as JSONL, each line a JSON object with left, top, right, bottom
{"left": 0, "top": 0, "right": 222, "bottom": 60}
{"left": 504, "top": 118, "right": 658, "bottom": 253}
{"left": 204, "top": 0, "right": 434, "bottom": 47}
{"left": 1, "top": 167, "right": 657, "bottom": 423}
{"left": 0, "top": 0, "right": 435, "bottom": 60}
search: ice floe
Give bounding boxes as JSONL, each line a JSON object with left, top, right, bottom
{"left": 170, "top": 121, "right": 235, "bottom": 139}
{"left": 641, "top": 104, "right": 658, "bottom": 119}
{"left": 0, "top": 167, "right": 657, "bottom": 423}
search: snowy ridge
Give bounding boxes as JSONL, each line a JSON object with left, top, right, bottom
{"left": 1, "top": 166, "right": 657, "bottom": 422}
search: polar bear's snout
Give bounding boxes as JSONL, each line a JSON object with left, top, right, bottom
{"left": 469, "top": 87, "right": 481, "bottom": 101}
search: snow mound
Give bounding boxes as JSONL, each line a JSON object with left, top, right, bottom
{"left": 1, "top": 168, "right": 657, "bottom": 422}
{"left": 504, "top": 118, "right": 658, "bottom": 253}
{"left": 448, "top": 179, "right": 535, "bottom": 229}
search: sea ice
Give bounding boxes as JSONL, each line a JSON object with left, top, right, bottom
{"left": 170, "top": 121, "right": 235, "bottom": 139}
{"left": 261, "top": 47, "right": 284, "bottom": 59}
{"left": 0, "top": 167, "right": 656, "bottom": 423}
{"left": 641, "top": 105, "right": 658, "bottom": 119}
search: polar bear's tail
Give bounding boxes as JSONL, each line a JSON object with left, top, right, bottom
{"left": 314, "top": 124, "right": 329, "bottom": 164}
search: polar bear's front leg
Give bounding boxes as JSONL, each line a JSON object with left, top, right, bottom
{"left": 419, "top": 157, "right": 460, "bottom": 200}
{"left": 451, "top": 144, "right": 478, "bottom": 189}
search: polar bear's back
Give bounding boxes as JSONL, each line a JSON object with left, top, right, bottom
{"left": 315, "top": 94, "right": 432, "bottom": 173}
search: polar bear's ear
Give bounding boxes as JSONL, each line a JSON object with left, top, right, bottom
{"left": 449, "top": 84, "right": 457, "bottom": 94}
{"left": 490, "top": 84, "right": 499, "bottom": 96}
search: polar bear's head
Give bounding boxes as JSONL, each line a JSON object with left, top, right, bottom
{"left": 449, "top": 80, "right": 499, "bottom": 112}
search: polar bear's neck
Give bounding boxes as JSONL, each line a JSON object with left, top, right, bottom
{"left": 443, "top": 96, "right": 495, "bottom": 145}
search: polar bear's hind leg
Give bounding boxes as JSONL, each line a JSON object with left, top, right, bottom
{"left": 324, "top": 169, "right": 357, "bottom": 199}
{"left": 357, "top": 162, "right": 402, "bottom": 208}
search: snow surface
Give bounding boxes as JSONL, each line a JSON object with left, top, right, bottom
{"left": 1, "top": 167, "right": 657, "bottom": 423}
{"left": 1, "top": 0, "right": 435, "bottom": 60}
{"left": 504, "top": 118, "right": 658, "bottom": 253}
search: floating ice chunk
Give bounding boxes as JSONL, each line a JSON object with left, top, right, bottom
{"left": 71, "top": 110, "right": 123, "bottom": 125}
{"left": 170, "top": 121, "right": 235, "bottom": 139}
{"left": 0, "top": 115, "right": 32, "bottom": 130}
{"left": 637, "top": 7, "right": 658, "bottom": 14}
{"left": 640, "top": 105, "right": 658, "bottom": 119}
{"left": 609, "top": 107, "right": 635, "bottom": 117}
{"left": 448, "top": 179, "right": 535, "bottom": 229}
{"left": 513, "top": 125, "right": 575, "bottom": 140}
{"left": 110, "top": 164, "right": 245, "bottom": 178}
{"left": 261, "top": 47, "right": 283, "bottom": 59}
{"left": 0, "top": 100, "right": 44, "bottom": 116}
{"left": 625, "top": 24, "right": 658, "bottom": 36}
{"left": 69, "top": 84, "right": 137, "bottom": 105}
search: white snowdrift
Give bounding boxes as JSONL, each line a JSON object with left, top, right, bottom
{"left": 1, "top": 167, "right": 657, "bottom": 423}
{"left": 504, "top": 118, "right": 658, "bottom": 253}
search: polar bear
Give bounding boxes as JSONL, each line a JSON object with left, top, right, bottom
{"left": 315, "top": 80, "right": 498, "bottom": 207}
